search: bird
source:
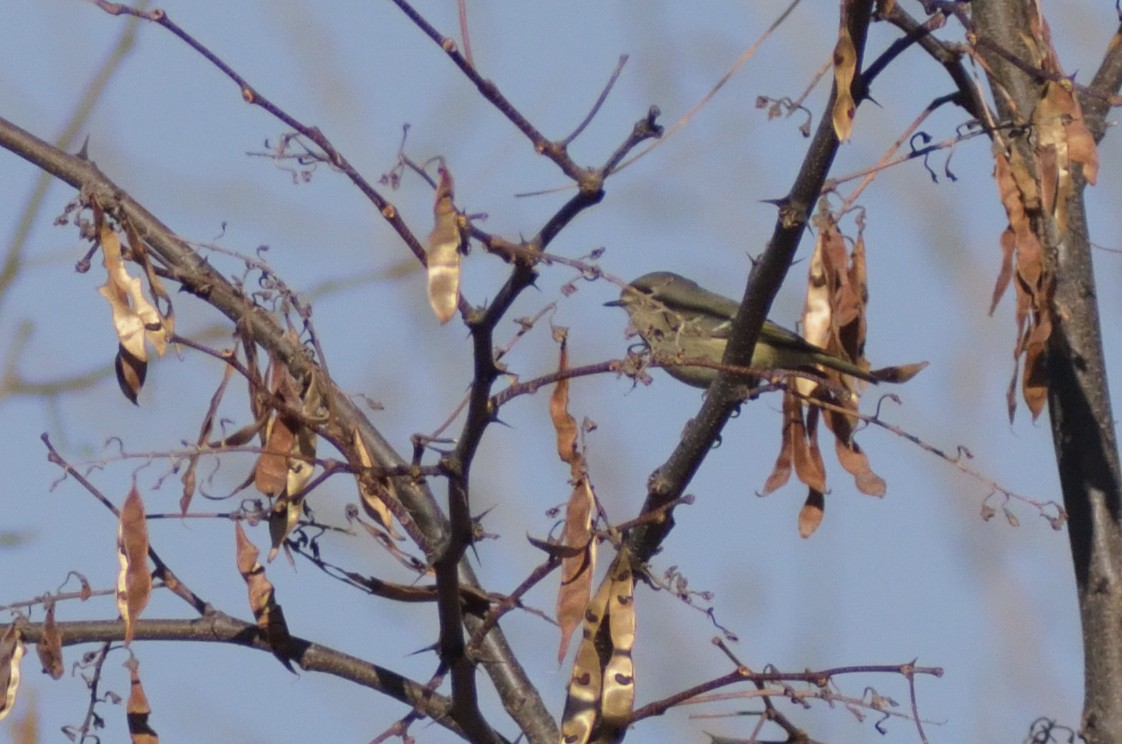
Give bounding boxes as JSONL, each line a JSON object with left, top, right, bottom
{"left": 606, "top": 271, "right": 924, "bottom": 388}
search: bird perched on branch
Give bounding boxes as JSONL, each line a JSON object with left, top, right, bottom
{"left": 607, "top": 271, "right": 925, "bottom": 388}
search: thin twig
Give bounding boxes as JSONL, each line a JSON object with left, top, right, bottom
{"left": 86, "top": 1, "right": 428, "bottom": 264}
{"left": 611, "top": 0, "right": 803, "bottom": 174}
{"left": 456, "top": 0, "right": 474, "bottom": 67}
{"left": 838, "top": 93, "right": 963, "bottom": 209}
{"left": 41, "top": 434, "right": 213, "bottom": 615}
{"left": 798, "top": 390, "right": 1065, "bottom": 525}
{"left": 561, "top": 54, "right": 629, "bottom": 146}
{"left": 632, "top": 661, "right": 942, "bottom": 722}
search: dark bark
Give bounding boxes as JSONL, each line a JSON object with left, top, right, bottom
{"left": 972, "top": 2, "right": 1122, "bottom": 740}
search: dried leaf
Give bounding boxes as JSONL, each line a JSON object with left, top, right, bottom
{"left": 550, "top": 331, "right": 579, "bottom": 466}
{"left": 267, "top": 497, "right": 302, "bottom": 564}
{"left": 255, "top": 415, "right": 295, "bottom": 497}
{"left": 1065, "top": 97, "right": 1098, "bottom": 185}
{"left": 117, "top": 486, "right": 151, "bottom": 646}
{"left": 821, "top": 393, "right": 886, "bottom": 497}
{"left": 288, "top": 373, "right": 320, "bottom": 498}
{"left": 792, "top": 399, "right": 827, "bottom": 494}
{"left": 801, "top": 225, "right": 835, "bottom": 387}
{"left": 98, "top": 223, "right": 166, "bottom": 359}
{"left": 236, "top": 523, "right": 270, "bottom": 618}
{"left": 831, "top": 26, "right": 857, "bottom": 142}
{"left": 115, "top": 345, "right": 147, "bottom": 406}
{"left": 551, "top": 332, "right": 597, "bottom": 663}
{"left": 182, "top": 359, "right": 236, "bottom": 514}
{"left": 97, "top": 221, "right": 169, "bottom": 405}
{"left": 1036, "top": 142, "right": 1059, "bottom": 218}
{"left": 556, "top": 479, "right": 595, "bottom": 664}
{"left": 235, "top": 523, "right": 293, "bottom": 664}
{"left": 125, "top": 657, "right": 159, "bottom": 744}
{"left": 990, "top": 229, "right": 1015, "bottom": 319}
{"left": 1034, "top": 79, "right": 1098, "bottom": 230}
{"left": 798, "top": 490, "right": 825, "bottom": 538}
{"left": 792, "top": 210, "right": 902, "bottom": 503}
{"left": 762, "top": 397, "right": 794, "bottom": 495}
{"left": 989, "top": 146, "right": 1054, "bottom": 421}
{"left": 36, "top": 602, "right": 63, "bottom": 680}
{"left": 0, "top": 623, "right": 25, "bottom": 723}
{"left": 840, "top": 228, "right": 869, "bottom": 356}
{"left": 601, "top": 562, "right": 636, "bottom": 731}
{"left": 254, "top": 359, "right": 319, "bottom": 558}
{"left": 1034, "top": 83, "right": 1069, "bottom": 226}
{"left": 991, "top": 147, "right": 1041, "bottom": 316}
{"left": 426, "top": 165, "right": 464, "bottom": 324}
{"left": 1021, "top": 322, "right": 1049, "bottom": 420}
{"left": 123, "top": 217, "right": 175, "bottom": 341}
{"left": 254, "top": 364, "right": 299, "bottom": 497}
{"left": 77, "top": 573, "right": 92, "bottom": 602}
{"left": 803, "top": 210, "right": 872, "bottom": 397}
{"left": 1006, "top": 358, "right": 1021, "bottom": 424}
{"left": 561, "top": 550, "right": 636, "bottom": 744}
{"left": 352, "top": 429, "right": 400, "bottom": 539}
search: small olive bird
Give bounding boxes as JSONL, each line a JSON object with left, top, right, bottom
{"left": 607, "top": 271, "right": 924, "bottom": 388}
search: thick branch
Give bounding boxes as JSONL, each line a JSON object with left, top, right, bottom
{"left": 17, "top": 615, "right": 476, "bottom": 739}
{"left": 626, "top": 1, "right": 878, "bottom": 563}
{"left": 881, "top": 4, "right": 991, "bottom": 124}
{"left": 0, "top": 113, "right": 553, "bottom": 744}
{"left": 972, "top": 3, "right": 1122, "bottom": 741}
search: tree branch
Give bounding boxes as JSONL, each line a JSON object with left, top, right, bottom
{"left": 971, "top": 3, "right": 1122, "bottom": 741}
{"left": 16, "top": 615, "right": 481, "bottom": 740}
{"left": 0, "top": 113, "right": 555, "bottom": 744}
{"left": 626, "top": 1, "right": 878, "bottom": 563}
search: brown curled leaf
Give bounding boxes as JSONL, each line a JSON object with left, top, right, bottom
{"left": 352, "top": 429, "right": 400, "bottom": 539}
{"left": 36, "top": 602, "right": 63, "bottom": 680}
{"left": 426, "top": 165, "right": 464, "bottom": 324}
{"left": 560, "top": 549, "right": 636, "bottom": 744}
{"left": 0, "top": 623, "right": 26, "bottom": 723}
{"left": 821, "top": 393, "right": 886, "bottom": 497}
{"left": 550, "top": 329, "right": 579, "bottom": 466}
{"left": 550, "top": 331, "right": 598, "bottom": 664}
{"left": 235, "top": 524, "right": 293, "bottom": 668}
{"left": 182, "top": 358, "right": 236, "bottom": 514}
{"left": 125, "top": 657, "right": 159, "bottom": 744}
{"left": 114, "top": 345, "right": 147, "bottom": 405}
{"left": 798, "top": 490, "right": 826, "bottom": 538}
{"left": 116, "top": 486, "right": 151, "bottom": 646}
{"left": 97, "top": 218, "right": 171, "bottom": 405}
{"left": 762, "top": 393, "right": 795, "bottom": 496}
{"left": 556, "top": 479, "right": 595, "bottom": 664}
{"left": 793, "top": 398, "right": 827, "bottom": 495}
{"left": 831, "top": 26, "right": 857, "bottom": 142}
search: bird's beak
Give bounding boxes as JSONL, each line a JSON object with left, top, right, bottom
{"left": 603, "top": 299, "right": 624, "bottom": 308}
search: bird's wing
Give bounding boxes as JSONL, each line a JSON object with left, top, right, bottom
{"left": 708, "top": 314, "right": 823, "bottom": 355}
{"left": 650, "top": 274, "right": 742, "bottom": 319}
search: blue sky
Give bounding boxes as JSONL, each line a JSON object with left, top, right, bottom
{"left": 2, "top": 2, "right": 1120, "bottom": 742}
